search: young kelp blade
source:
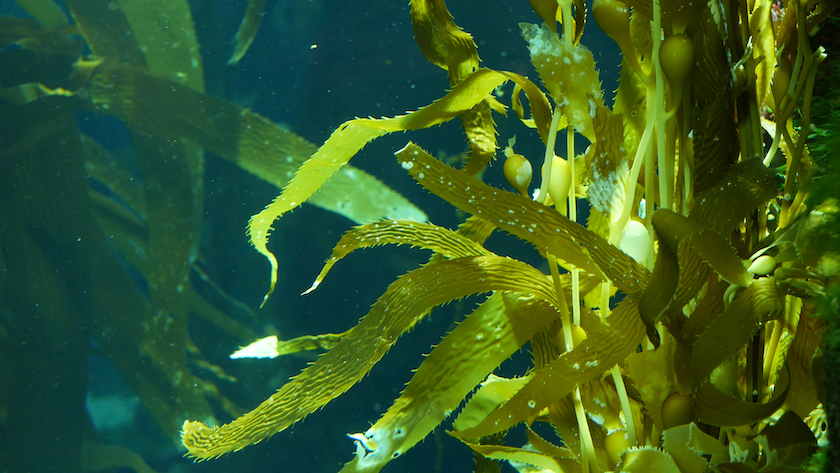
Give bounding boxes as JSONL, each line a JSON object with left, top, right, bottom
{"left": 181, "top": 255, "right": 563, "bottom": 459}
{"left": 305, "top": 219, "right": 494, "bottom": 294}
{"left": 340, "top": 292, "right": 560, "bottom": 473}
{"left": 227, "top": 0, "right": 265, "bottom": 65}
{"left": 247, "top": 68, "right": 549, "bottom": 303}
{"left": 395, "top": 142, "right": 650, "bottom": 294}
{"left": 454, "top": 295, "right": 645, "bottom": 439}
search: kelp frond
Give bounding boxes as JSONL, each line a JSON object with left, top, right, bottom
{"left": 174, "top": 0, "right": 839, "bottom": 470}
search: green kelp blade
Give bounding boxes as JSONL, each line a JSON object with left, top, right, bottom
{"left": 686, "top": 159, "right": 777, "bottom": 235}
{"left": 228, "top": 0, "right": 265, "bottom": 65}
{"left": 749, "top": 0, "right": 775, "bottom": 106}
{"left": 693, "top": 366, "right": 790, "bottom": 426}
{"left": 454, "top": 295, "right": 645, "bottom": 439}
{"left": 305, "top": 219, "right": 494, "bottom": 294}
{"left": 409, "top": 0, "right": 480, "bottom": 81}
{"left": 640, "top": 209, "right": 754, "bottom": 341}
{"left": 511, "top": 82, "right": 562, "bottom": 140}
{"left": 691, "top": 278, "right": 782, "bottom": 388}
{"left": 247, "top": 68, "right": 550, "bottom": 302}
{"left": 453, "top": 374, "right": 532, "bottom": 432}
{"left": 340, "top": 292, "right": 558, "bottom": 473}
{"left": 409, "top": 0, "right": 501, "bottom": 174}
{"left": 395, "top": 142, "right": 650, "bottom": 294}
{"left": 181, "top": 255, "right": 562, "bottom": 459}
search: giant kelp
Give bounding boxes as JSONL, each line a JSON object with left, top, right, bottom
{"left": 3, "top": 0, "right": 838, "bottom": 471}
{"left": 0, "top": 0, "right": 425, "bottom": 471}
{"left": 179, "top": 0, "right": 839, "bottom": 472}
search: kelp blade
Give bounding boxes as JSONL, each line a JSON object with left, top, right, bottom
{"left": 341, "top": 292, "right": 558, "bottom": 472}
{"left": 690, "top": 278, "right": 782, "bottom": 387}
{"left": 306, "top": 219, "right": 493, "bottom": 294}
{"left": 181, "top": 255, "right": 562, "bottom": 459}
{"left": 694, "top": 367, "right": 790, "bottom": 426}
{"left": 395, "top": 142, "right": 650, "bottom": 294}
{"left": 454, "top": 295, "right": 645, "bottom": 438}
{"left": 228, "top": 0, "right": 265, "bottom": 65}
{"left": 247, "top": 68, "right": 551, "bottom": 302}
{"left": 460, "top": 442, "right": 565, "bottom": 473}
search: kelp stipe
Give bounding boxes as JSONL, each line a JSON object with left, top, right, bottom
{"left": 181, "top": 0, "right": 838, "bottom": 471}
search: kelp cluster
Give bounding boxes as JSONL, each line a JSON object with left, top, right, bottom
{"left": 2, "top": 0, "right": 838, "bottom": 472}
{"left": 177, "top": 0, "right": 840, "bottom": 472}
{"left": 0, "top": 0, "right": 425, "bottom": 471}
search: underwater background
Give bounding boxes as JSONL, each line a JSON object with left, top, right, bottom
{"left": 2, "top": 0, "right": 837, "bottom": 472}
{"left": 0, "top": 1, "right": 618, "bottom": 471}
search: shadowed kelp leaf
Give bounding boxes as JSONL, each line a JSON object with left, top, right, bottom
{"left": 454, "top": 374, "right": 531, "bottom": 432}
{"left": 305, "top": 219, "right": 494, "bottom": 294}
{"left": 228, "top": 0, "right": 265, "bottom": 65}
{"left": 693, "top": 366, "right": 790, "bottom": 426}
{"left": 691, "top": 278, "right": 782, "bottom": 387}
{"left": 182, "top": 255, "right": 564, "bottom": 459}
{"left": 15, "top": 0, "right": 68, "bottom": 30}
{"left": 247, "top": 68, "right": 550, "bottom": 303}
{"left": 341, "top": 292, "right": 560, "bottom": 473}
{"left": 640, "top": 208, "right": 758, "bottom": 342}
{"left": 453, "top": 295, "right": 645, "bottom": 438}
{"left": 639, "top": 160, "right": 777, "bottom": 339}
{"left": 62, "top": 0, "right": 220, "bottom": 439}
{"left": 395, "top": 142, "right": 650, "bottom": 294}
{"left": 687, "top": 159, "right": 778, "bottom": 234}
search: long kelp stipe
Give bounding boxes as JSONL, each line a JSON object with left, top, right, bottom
{"left": 179, "top": 0, "right": 839, "bottom": 472}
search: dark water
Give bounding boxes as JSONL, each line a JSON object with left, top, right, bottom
{"left": 0, "top": 1, "right": 620, "bottom": 472}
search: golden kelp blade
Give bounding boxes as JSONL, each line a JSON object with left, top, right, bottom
{"left": 410, "top": 0, "right": 479, "bottom": 81}
{"left": 341, "top": 292, "right": 559, "bottom": 473}
{"left": 395, "top": 142, "right": 650, "bottom": 294}
{"left": 181, "top": 255, "right": 561, "bottom": 459}
{"left": 248, "top": 68, "right": 546, "bottom": 303}
{"left": 454, "top": 295, "right": 644, "bottom": 439}
{"left": 305, "top": 219, "right": 494, "bottom": 294}
{"left": 454, "top": 374, "right": 532, "bottom": 432}
{"left": 228, "top": 0, "right": 265, "bottom": 65}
